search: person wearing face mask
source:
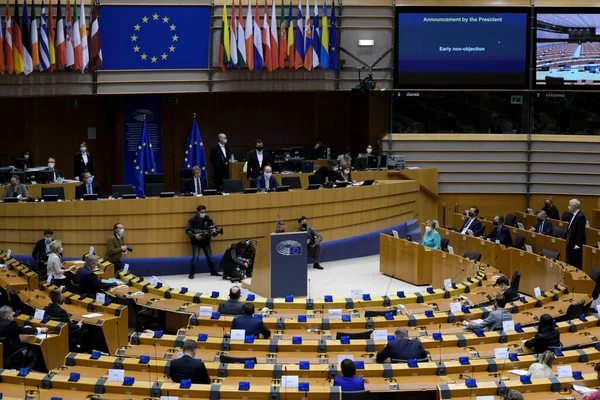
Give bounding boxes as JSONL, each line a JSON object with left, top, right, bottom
{"left": 314, "top": 161, "right": 337, "bottom": 184}
{"left": 359, "top": 145, "right": 374, "bottom": 158}
{"left": 105, "top": 223, "right": 130, "bottom": 271}
{"left": 336, "top": 146, "right": 352, "bottom": 169}
{"left": 209, "top": 133, "right": 230, "bottom": 190}
{"left": 297, "top": 216, "right": 324, "bottom": 270}
{"left": 565, "top": 198, "right": 586, "bottom": 270}
{"left": 421, "top": 220, "right": 441, "bottom": 250}
{"left": 45, "top": 157, "right": 63, "bottom": 183}
{"left": 185, "top": 205, "right": 222, "bottom": 279}
{"left": 246, "top": 139, "right": 272, "bottom": 180}
{"left": 75, "top": 172, "right": 101, "bottom": 199}
{"left": 459, "top": 206, "right": 483, "bottom": 237}
{"left": 529, "top": 210, "right": 553, "bottom": 236}
{"left": 274, "top": 220, "right": 286, "bottom": 233}
{"left": 32, "top": 229, "right": 57, "bottom": 271}
{"left": 44, "top": 290, "right": 84, "bottom": 351}
{"left": 484, "top": 215, "right": 513, "bottom": 247}
{"left": 256, "top": 165, "right": 279, "bottom": 192}
{"left": 0, "top": 305, "right": 48, "bottom": 369}
{"left": 2, "top": 175, "right": 29, "bottom": 200}
{"left": 46, "top": 240, "right": 76, "bottom": 288}
{"left": 73, "top": 142, "right": 94, "bottom": 181}
{"left": 541, "top": 197, "right": 559, "bottom": 221}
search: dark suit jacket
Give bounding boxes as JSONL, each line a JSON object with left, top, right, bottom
{"left": 44, "top": 303, "right": 79, "bottom": 331}
{"left": 256, "top": 174, "right": 279, "bottom": 191}
{"left": 502, "top": 286, "right": 520, "bottom": 303}
{"left": 75, "top": 182, "right": 102, "bottom": 199}
{"left": 534, "top": 220, "right": 553, "bottom": 236}
{"left": 543, "top": 204, "right": 560, "bottom": 221}
{"left": 74, "top": 267, "right": 116, "bottom": 298}
{"left": 376, "top": 338, "right": 428, "bottom": 363}
{"left": 209, "top": 144, "right": 230, "bottom": 168}
{"left": 46, "top": 168, "right": 63, "bottom": 182}
{"left": 246, "top": 150, "right": 272, "bottom": 179}
{"left": 32, "top": 239, "right": 50, "bottom": 263}
{"left": 169, "top": 355, "right": 211, "bottom": 384}
{"left": 486, "top": 225, "right": 513, "bottom": 247}
{"left": 74, "top": 152, "right": 94, "bottom": 179}
{"left": 0, "top": 318, "right": 37, "bottom": 357}
{"left": 566, "top": 211, "right": 587, "bottom": 250}
{"left": 231, "top": 315, "right": 271, "bottom": 338}
{"left": 524, "top": 330, "right": 561, "bottom": 354}
{"left": 461, "top": 218, "right": 483, "bottom": 237}
{"left": 315, "top": 166, "right": 334, "bottom": 183}
{"left": 217, "top": 299, "right": 244, "bottom": 316}
{"left": 182, "top": 177, "right": 208, "bottom": 194}
{"left": 185, "top": 214, "right": 215, "bottom": 246}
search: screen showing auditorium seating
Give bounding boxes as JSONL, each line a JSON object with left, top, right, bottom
{"left": 395, "top": 8, "right": 529, "bottom": 88}
{"left": 536, "top": 10, "right": 600, "bottom": 87}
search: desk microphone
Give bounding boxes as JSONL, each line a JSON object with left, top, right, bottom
{"left": 571, "top": 286, "right": 575, "bottom": 303}
{"left": 283, "top": 365, "right": 288, "bottom": 400}
{"left": 384, "top": 274, "right": 394, "bottom": 298}
{"left": 497, "top": 346, "right": 511, "bottom": 385}
{"left": 308, "top": 278, "right": 311, "bottom": 300}
{"left": 152, "top": 342, "right": 159, "bottom": 384}
{"left": 157, "top": 276, "right": 171, "bottom": 290}
{"left": 437, "top": 324, "right": 443, "bottom": 367}
{"left": 446, "top": 268, "right": 466, "bottom": 289}
{"left": 356, "top": 300, "right": 367, "bottom": 318}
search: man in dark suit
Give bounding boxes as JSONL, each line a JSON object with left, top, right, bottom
{"left": 46, "top": 157, "right": 63, "bottom": 182}
{"left": 75, "top": 172, "right": 101, "bottom": 199}
{"left": 529, "top": 210, "right": 553, "bottom": 236}
{"left": 376, "top": 327, "right": 427, "bottom": 363}
{"left": 460, "top": 206, "right": 484, "bottom": 237}
{"left": 256, "top": 166, "right": 279, "bottom": 192}
{"left": 246, "top": 139, "right": 272, "bottom": 180}
{"left": 44, "top": 290, "right": 84, "bottom": 351}
{"left": 209, "top": 133, "right": 230, "bottom": 190}
{"left": 0, "top": 305, "right": 47, "bottom": 368}
{"left": 168, "top": 339, "right": 211, "bottom": 384}
{"left": 74, "top": 255, "right": 118, "bottom": 298}
{"left": 485, "top": 215, "right": 513, "bottom": 247}
{"left": 32, "top": 229, "right": 55, "bottom": 271}
{"left": 182, "top": 166, "right": 208, "bottom": 195}
{"left": 185, "top": 205, "right": 221, "bottom": 279}
{"left": 231, "top": 303, "right": 271, "bottom": 338}
{"left": 217, "top": 286, "right": 244, "bottom": 316}
{"left": 566, "top": 198, "right": 586, "bottom": 270}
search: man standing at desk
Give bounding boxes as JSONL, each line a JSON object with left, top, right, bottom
{"left": 185, "top": 205, "right": 222, "bottom": 279}
{"left": 2, "top": 175, "right": 28, "bottom": 199}
{"left": 106, "top": 223, "right": 130, "bottom": 271}
{"left": 297, "top": 216, "right": 323, "bottom": 270}
{"left": 246, "top": 139, "right": 272, "bottom": 180}
{"left": 32, "top": 229, "right": 55, "bottom": 271}
{"left": 566, "top": 198, "right": 586, "bottom": 270}
{"left": 46, "top": 157, "right": 63, "bottom": 182}
{"left": 209, "top": 133, "right": 230, "bottom": 190}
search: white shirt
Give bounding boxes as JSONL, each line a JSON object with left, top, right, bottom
{"left": 461, "top": 218, "right": 475, "bottom": 234}
{"left": 257, "top": 150, "right": 263, "bottom": 167}
{"left": 219, "top": 143, "right": 227, "bottom": 159}
{"left": 87, "top": 183, "right": 93, "bottom": 194}
{"left": 194, "top": 177, "right": 202, "bottom": 194}
{"left": 82, "top": 153, "right": 89, "bottom": 165}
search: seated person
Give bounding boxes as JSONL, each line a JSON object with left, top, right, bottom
{"left": 314, "top": 161, "right": 337, "bottom": 183}
{"left": 336, "top": 147, "right": 352, "bottom": 169}
{"left": 332, "top": 166, "right": 353, "bottom": 184}
{"left": 182, "top": 166, "right": 208, "bottom": 195}
{"left": 524, "top": 314, "right": 560, "bottom": 354}
{"left": 496, "top": 275, "right": 520, "bottom": 302}
{"left": 0, "top": 305, "right": 47, "bottom": 368}
{"left": 422, "top": 220, "right": 441, "bottom": 250}
{"left": 46, "top": 240, "right": 76, "bottom": 288}
{"left": 358, "top": 145, "right": 374, "bottom": 158}
{"left": 527, "top": 350, "right": 555, "bottom": 379}
{"left": 542, "top": 197, "right": 560, "bottom": 221}
{"left": 3, "top": 175, "right": 28, "bottom": 200}
{"left": 584, "top": 363, "right": 600, "bottom": 400}
{"left": 333, "top": 359, "right": 365, "bottom": 392}
{"left": 220, "top": 240, "right": 256, "bottom": 282}
{"left": 231, "top": 303, "right": 271, "bottom": 339}
{"left": 169, "top": 339, "right": 211, "bottom": 384}
{"left": 32, "top": 229, "right": 55, "bottom": 271}
{"left": 273, "top": 220, "right": 286, "bottom": 233}
{"left": 46, "top": 157, "right": 63, "bottom": 182}
{"left": 256, "top": 166, "right": 279, "bottom": 192}
{"left": 44, "top": 290, "right": 84, "bottom": 350}
{"left": 463, "top": 295, "right": 512, "bottom": 332}
{"left": 485, "top": 215, "right": 513, "bottom": 247}
{"left": 376, "top": 327, "right": 428, "bottom": 363}
{"left": 460, "top": 206, "right": 483, "bottom": 237}
{"left": 218, "top": 286, "right": 244, "bottom": 316}
{"left": 74, "top": 255, "right": 118, "bottom": 298}
{"left": 75, "top": 172, "right": 101, "bottom": 198}
{"left": 529, "top": 210, "right": 553, "bottom": 236}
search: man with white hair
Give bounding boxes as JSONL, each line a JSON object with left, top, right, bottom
{"left": 209, "top": 133, "right": 230, "bottom": 190}
{"left": 0, "top": 305, "right": 47, "bottom": 368}
{"left": 566, "top": 198, "right": 586, "bottom": 270}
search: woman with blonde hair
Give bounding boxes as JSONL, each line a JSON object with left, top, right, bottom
{"left": 527, "top": 350, "right": 555, "bottom": 379}
{"left": 47, "top": 241, "right": 76, "bottom": 287}
{"left": 422, "top": 220, "right": 441, "bottom": 250}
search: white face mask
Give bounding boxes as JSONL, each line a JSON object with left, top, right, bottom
{"left": 59, "top": 248, "right": 63, "bottom": 253}
{"left": 366, "top": 148, "right": 372, "bottom": 154}
{"left": 264, "top": 173, "right": 272, "bottom": 179}
{"left": 86, "top": 177, "right": 93, "bottom": 184}
{"left": 425, "top": 226, "right": 432, "bottom": 233}
{"left": 24, "top": 154, "right": 30, "bottom": 159}
{"left": 222, "top": 139, "right": 227, "bottom": 144}
{"left": 80, "top": 147, "right": 87, "bottom": 153}
{"left": 568, "top": 205, "right": 574, "bottom": 212}
{"left": 45, "top": 237, "right": 52, "bottom": 244}
{"left": 48, "top": 163, "right": 55, "bottom": 169}
{"left": 118, "top": 228, "right": 125, "bottom": 236}
{"left": 333, "top": 167, "right": 339, "bottom": 172}
{"left": 344, "top": 170, "right": 350, "bottom": 174}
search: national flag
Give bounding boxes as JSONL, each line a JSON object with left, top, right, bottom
{"left": 12, "top": 0, "right": 23, "bottom": 74}
{"left": 132, "top": 117, "right": 157, "bottom": 198}
{"left": 21, "top": 0, "right": 33, "bottom": 74}
{"left": 65, "top": 0, "right": 74, "bottom": 67}
{"left": 0, "top": 10, "right": 4, "bottom": 74}
{"left": 252, "top": 0, "right": 263, "bottom": 70}
{"left": 262, "top": 0, "right": 272, "bottom": 71}
{"left": 244, "top": 0, "right": 253, "bottom": 70}
{"left": 182, "top": 114, "right": 209, "bottom": 185}
{"left": 312, "top": 0, "right": 319, "bottom": 68}
{"left": 269, "top": 0, "right": 278, "bottom": 69}
{"left": 286, "top": 0, "right": 294, "bottom": 69}
{"left": 278, "top": 0, "right": 286, "bottom": 68}
{"left": 79, "top": 0, "right": 88, "bottom": 71}
{"left": 235, "top": 0, "right": 246, "bottom": 68}
{"left": 5, "top": 1, "right": 14, "bottom": 74}
{"left": 30, "top": 0, "right": 39, "bottom": 68}
{"left": 88, "top": 0, "right": 102, "bottom": 71}
{"left": 72, "top": 0, "right": 82, "bottom": 70}
{"left": 294, "top": 1, "right": 303, "bottom": 69}
{"left": 55, "top": 0, "right": 66, "bottom": 68}
{"left": 320, "top": 0, "right": 328, "bottom": 69}
{"left": 40, "top": 0, "right": 51, "bottom": 70}
{"left": 47, "top": 0, "right": 56, "bottom": 71}
{"left": 218, "top": 2, "right": 230, "bottom": 71}
{"left": 303, "top": 0, "right": 312, "bottom": 70}
{"left": 329, "top": 0, "right": 337, "bottom": 70}
{"left": 229, "top": 0, "right": 237, "bottom": 68}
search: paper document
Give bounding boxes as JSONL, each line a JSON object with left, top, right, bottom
{"left": 82, "top": 313, "right": 103, "bottom": 318}
{"left": 509, "top": 370, "right": 528, "bottom": 376}
{"left": 573, "top": 385, "right": 597, "bottom": 395}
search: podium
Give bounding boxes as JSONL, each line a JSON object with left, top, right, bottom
{"left": 243, "top": 232, "right": 308, "bottom": 298}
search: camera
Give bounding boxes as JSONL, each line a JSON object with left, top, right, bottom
{"left": 209, "top": 225, "right": 224, "bottom": 238}
{"left": 127, "top": 247, "right": 133, "bottom": 252}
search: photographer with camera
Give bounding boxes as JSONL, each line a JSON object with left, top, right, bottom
{"left": 220, "top": 240, "right": 257, "bottom": 283}
{"left": 105, "top": 223, "right": 131, "bottom": 271}
{"left": 185, "top": 205, "right": 223, "bottom": 279}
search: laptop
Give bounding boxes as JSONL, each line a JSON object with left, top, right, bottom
{"left": 122, "top": 194, "right": 137, "bottom": 200}
{"left": 275, "top": 185, "right": 290, "bottom": 192}
{"left": 83, "top": 193, "right": 98, "bottom": 201}
{"left": 335, "top": 182, "right": 349, "bottom": 188}
{"left": 159, "top": 192, "right": 175, "bottom": 198}
{"left": 42, "top": 194, "right": 59, "bottom": 202}
{"left": 244, "top": 188, "right": 258, "bottom": 194}
{"left": 3, "top": 197, "right": 18, "bottom": 203}
{"left": 306, "top": 184, "right": 321, "bottom": 190}
{"left": 202, "top": 189, "right": 218, "bottom": 196}
{"left": 362, "top": 179, "right": 375, "bottom": 186}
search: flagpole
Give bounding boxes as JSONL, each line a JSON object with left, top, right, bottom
{"left": 194, "top": 113, "right": 196, "bottom": 119}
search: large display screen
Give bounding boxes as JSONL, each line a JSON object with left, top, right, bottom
{"left": 395, "top": 8, "right": 529, "bottom": 88}
{"left": 536, "top": 10, "right": 600, "bottom": 87}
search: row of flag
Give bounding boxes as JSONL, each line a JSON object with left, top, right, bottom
{"left": 219, "top": 0, "right": 337, "bottom": 72}
{"left": 0, "top": 0, "right": 102, "bottom": 75}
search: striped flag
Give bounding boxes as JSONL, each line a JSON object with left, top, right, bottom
{"left": 47, "top": 0, "right": 56, "bottom": 71}
{"left": 79, "top": 0, "right": 88, "bottom": 71}
{"left": 244, "top": 0, "right": 253, "bottom": 70}
{"left": 39, "top": 0, "right": 51, "bottom": 70}
{"left": 235, "top": 0, "right": 246, "bottom": 68}
{"left": 5, "top": 0, "right": 14, "bottom": 74}
{"left": 72, "top": 0, "right": 82, "bottom": 71}
{"left": 55, "top": 0, "right": 66, "bottom": 68}
{"left": 12, "top": 0, "right": 23, "bottom": 74}
{"left": 269, "top": 0, "right": 278, "bottom": 70}
{"left": 252, "top": 0, "right": 263, "bottom": 70}
{"left": 312, "top": 0, "right": 319, "bottom": 68}
{"left": 218, "top": 2, "right": 230, "bottom": 71}
{"left": 30, "top": 0, "right": 39, "bottom": 68}
{"left": 303, "top": 0, "right": 312, "bottom": 70}
{"left": 21, "top": 0, "right": 33, "bottom": 74}
{"left": 278, "top": 0, "right": 286, "bottom": 68}
{"left": 65, "top": 0, "right": 74, "bottom": 67}
{"left": 294, "top": 1, "right": 303, "bottom": 69}
{"left": 229, "top": 0, "right": 237, "bottom": 68}
{"left": 320, "top": 0, "right": 328, "bottom": 69}
{"left": 88, "top": 0, "right": 102, "bottom": 71}
{"left": 262, "top": 0, "right": 272, "bottom": 71}
{"left": 286, "top": 0, "right": 294, "bottom": 69}
{"left": 0, "top": 9, "right": 4, "bottom": 74}
{"left": 329, "top": 0, "right": 337, "bottom": 70}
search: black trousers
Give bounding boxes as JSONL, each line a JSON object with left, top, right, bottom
{"left": 568, "top": 247, "right": 583, "bottom": 270}
{"left": 213, "top": 165, "right": 229, "bottom": 190}
{"left": 190, "top": 243, "right": 217, "bottom": 276}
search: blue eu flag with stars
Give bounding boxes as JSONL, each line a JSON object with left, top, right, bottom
{"left": 133, "top": 119, "right": 157, "bottom": 197}
{"left": 100, "top": 6, "right": 210, "bottom": 70}
{"left": 183, "top": 115, "right": 208, "bottom": 183}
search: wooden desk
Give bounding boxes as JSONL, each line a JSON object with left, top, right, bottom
{"left": 24, "top": 181, "right": 80, "bottom": 200}
{"left": 15, "top": 314, "right": 69, "bottom": 371}
{"left": 380, "top": 235, "right": 433, "bottom": 285}
{"left": 583, "top": 245, "right": 600, "bottom": 277}
{"left": 63, "top": 259, "right": 115, "bottom": 279}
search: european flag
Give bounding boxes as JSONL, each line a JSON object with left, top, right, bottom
{"left": 133, "top": 118, "right": 157, "bottom": 197}
{"left": 182, "top": 115, "right": 208, "bottom": 183}
{"left": 329, "top": 1, "right": 337, "bottom": 71}
{"left": 100, "top": 6, "right": 210, "bottom": 70}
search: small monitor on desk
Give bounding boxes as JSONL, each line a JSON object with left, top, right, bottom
{"left": 10, "top": 156, "right": 32, "bottom": 170}
{"left": 42, "top": 194, "right": 59, "bottom": 202}
{"left": 366, "top": 156, "right": 378, "bottom": 169}
{"left": 3, "top": 197, "right": 19, "bottom": 203}
{"left": 83, "top": 193, "right": 98, "bottom": 201}
{"left": 301, "top": 160, "right": 314, "bottom": 173}
{"left": 244, "top": 188, "right": 258, "bottom": 194}
{"left": 275, "top": 185, "right": 290, "bottom": 192}
{"left": 335, "top": 182, "right": 349, "bottom": 188}
{"left": 122, "top": 194, "right": 137, "bottom": 200}
{"left": 25, "top": 170, "right": 41, "bottom": 183}
{"left": 202, "top": 189, "right": 218, "bottom": 196}
{"left": 362, "top": 179, "right": 375, "bottom": 186}
{"left": 39, "top": 170, "right": 54, "bottom": 184}
{"left": 159, "top": 191, "right": 175, "bottom": 198}
{"left": 283, "top": 159, "right": 302, "bottom": 172}
{"left": 354, "top": 157, "right": 367, "bottom": 171}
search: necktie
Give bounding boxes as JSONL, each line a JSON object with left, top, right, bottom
{"left": 266, "top": 178, "right": 270, "bottom": 190}
{"left": 195, "top": 178, "right": 200, "bottom": 194}
{"left": 87, "top": 184, "right": 92, "bottom": 194}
